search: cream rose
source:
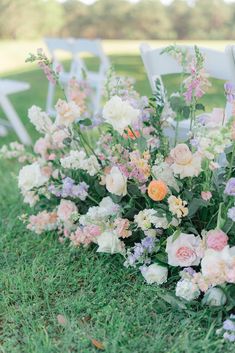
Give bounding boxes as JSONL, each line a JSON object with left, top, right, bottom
{"left": 18, "top": 162, "right": 49, "bottom": 192}
{"left": 166, "top": 233, "right": 201, "bottom": 267}
{"left": 102, "top": 95, "right": 140, "bottom": 134}
{"left": 105, "top": 166, "right": 127, "bottom": 196}
{"left": 170, "top": 144, "right": 193, "bottom": 165}
{"left": 141, "top": 264, "right": 168, "bottom": 285}
{"left": 55, "top": 99, "right": 80, "bottom": 126}
{"left": 96, "top": 230, "right": 125, "bottom": 254}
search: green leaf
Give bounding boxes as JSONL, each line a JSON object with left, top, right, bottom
{"left": 172, "top": 229, "right": 181, "bottom": 241}
{"left": 182, "top": 106, "right": 190, "bottom": 119}
{"left": 188, "top": 198, "right": 207, "bottom": 218}
{"left": 79, "top": 118, "right": 92, "bottom": 126}
{"left": 195, "top": 103, "right": 205, "bottom": 111}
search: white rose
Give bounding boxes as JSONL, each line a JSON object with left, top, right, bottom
{"left": 106, "top": 166, "right": 127, "bottom": 196}
{"left": 55, "top": 99, "right": 80, "bottom": 126}
{"left": 175, "top": 279, "right": 200, "bottom": 301}
{"left": 103, "top": 95, "right": 140, "bottom": 134}
{"left": 18, "top": 162, "right": 49, "bottom": 192}
{"left": 202, "top": 287, "right": 227, "bottom": 307}
{"left": 166, "top": 233, "right": 201, "bottom": 267}
{"left": 96, "top": 231, "right": 125, "bottom": 254}
{"left": 141, "top": 264, "right": 168, "bottom": 285}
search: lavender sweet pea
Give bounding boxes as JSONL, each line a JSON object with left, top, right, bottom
{"left": 225, "top": 178, "right": 235, "bottom": 196}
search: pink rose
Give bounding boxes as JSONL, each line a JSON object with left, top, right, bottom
{"left": 201, "top": 191, "right": 212, "bottom": 201}
{"left": 166, "top": 233, "right": 201, "bottom": 267}
{"left": 170, "top": 144, "right": 192, "bottom": 165}
{"left": 57, "top": 199, "right": 78, "bottom": 223}
{"left": 206, "top": 229, "right": 228, "bottom": 251}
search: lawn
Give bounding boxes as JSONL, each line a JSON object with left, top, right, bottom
{"left": 0, "top": 53, "right": 232, "bottom": 353}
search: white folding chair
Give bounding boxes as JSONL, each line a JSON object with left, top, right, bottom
{"left": 0, "top": 79, "right": 31, "bottom": 145}
{"left": 140, "top": 43, "right": 235, "bottom": 140}
{"left": 45, "top": 38, "right": 110, "bottom": 115}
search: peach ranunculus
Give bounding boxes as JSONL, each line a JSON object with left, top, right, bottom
{"left": 105, "top": 166, "right": 127, "bottom": 196}
{"left": 147, "top": 180, "right": 168, "bottom": 201}
{"left": 170, "top": 143, "right": 201, "bottom": 179}
{"left": 123, "top": 128, "right": 140, "bottom": 140}
{"left": 57, "top": 199, "right": 78, "bottom": 224}
{"left": 206, "top": 229, "right": 228, "bottom": 251}
{"left": 55, "top": 99, "right": 80, "bottom": 126}
{"left": 166, "top": 233, "right": 201, "bottom": 267}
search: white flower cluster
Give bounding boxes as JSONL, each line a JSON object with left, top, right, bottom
{"left": 134, "top": 209, "right": 169, "bottom": 232}
{"left": 28, "top": 105, "right": 53, "bottom": 134}
{"left": 79, "top": 197, "right": 120, "bottom": 226}
{"left": 60, "top": 150, "right": 100, "bottom": 176}
{"left": 175, "top": 279, "right": 200, "bottom": 301}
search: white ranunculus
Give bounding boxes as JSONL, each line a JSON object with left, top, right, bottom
{"left": 102, "top": 95, "right": 140, "bottom": 134}
{"left": 202, "top": 287, "right": 227, "bottom": 307}
{"left": 175, "top": 279, "right": 200, "bottom": 301}
{"left": 141, "top": 264, "right": 168, "bottom": 285}
{"left": 105, "top": 166, "right": 127, "bottom": 196}
{"left": 18, "top": 162, "right": 49, "bottom": 192}
{"left": 96, "top": 231, "right": 125, "bottom": 254}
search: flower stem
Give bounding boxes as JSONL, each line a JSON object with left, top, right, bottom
{"left": 228, "top": 142, "right": 235, "bottom": 179}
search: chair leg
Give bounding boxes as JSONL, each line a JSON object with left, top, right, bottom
{"left": 46, "top": 81, "right": 55, "bottom": 114}
{"left": 0, "top": 94, "right": 32, "bottom": 145}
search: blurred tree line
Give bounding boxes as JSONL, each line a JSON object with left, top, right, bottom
{"left": 1, "top": 0, "right": 235, "bottom": 40}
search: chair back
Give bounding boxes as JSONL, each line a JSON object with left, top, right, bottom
{"left": 140, "top": 43, "right": 235, "bottom": 91}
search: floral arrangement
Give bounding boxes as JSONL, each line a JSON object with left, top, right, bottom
{"left": 2, "top": 46, "right": 235, "bottom": 329}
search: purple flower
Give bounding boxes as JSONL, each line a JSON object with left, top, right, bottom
{"left": 224, "top": 82, "right": 235, "bottom": 103}
{"left": 223, "top": 319, "right": 235, "bottom": 332}
{"left": 183, "top": 267, "right": 196, "bottom": 277}
{"left": 223, "top": 332, "right": 235, "bottom": 342}
{"left": 141, "top": 236, "right": 155, "bottom": 253}
{"left": 225, "top": 178, "right": 235, "bottom": 196}
{"left": 228, "top": 206, "right": 235, "bottom": 221}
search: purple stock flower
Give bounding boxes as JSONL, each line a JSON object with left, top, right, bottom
{"left": 49, "top": 177, "right": 89, "bottom": 200}
{"left": 228, "top": 206, "right": 235, "bottom": 221}
{"left": 224, "top": 82, "right": 235, "bottom": 103}
{"left": 141, "top": 236, "right": 155, "bottom": 253}
{"left": 225, "top": 178, "right": 235, "bottom": 196}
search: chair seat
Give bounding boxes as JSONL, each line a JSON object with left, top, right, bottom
{"left": 0, "top": 80, "right": 30, "bottom": 95}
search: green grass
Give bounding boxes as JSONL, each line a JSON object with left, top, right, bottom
{"left": 0, "top": 55, "right": 232, "bottom": 353}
